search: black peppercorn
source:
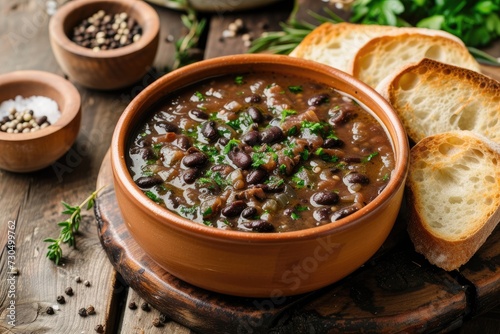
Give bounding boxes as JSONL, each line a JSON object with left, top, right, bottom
{"left": 94, "top": 324, "right": 104, "bottom": 333}
{"left": 56, "top": 295, "right": 66, "bottom": 304}
{"left": 84, "top": 280, "right": 91, "bottom": 287}
{"left": 140, "top": 302, "right": 150, "bottom": 312}
{"left": 78, "top": 307, "right": 88, "bottom": 317}
{"left": 65, "top": 287, "right": 74, "bottom": 296}
{"left": 46, "top": 306, "right": 55, "bottom": 315}
{"left": 159, "top": 312, "right": 169, "bottom": 324}
{"left": 75, "top": 276, "right": 82, "bottom": 283}
{"left": 128, "top": 301, "right": 137, "bottom": 310}
{"left": 87, "top": 305, "right": 96, "bottom": 315}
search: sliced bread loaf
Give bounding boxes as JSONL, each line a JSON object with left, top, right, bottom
{"left": 352, "top": 33, "right": 480, "bottom": 88}
{"left": 289, "top": 22, "right": 467, "bottom": 74}
{"left": 376, "top": 58, "right": 500, "bottom": 145}
{"left": 406, "top": 131, "right": 500, "bottom": 271}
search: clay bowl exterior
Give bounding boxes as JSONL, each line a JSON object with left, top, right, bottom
{"left": 0, "top": 70, "right": 81, "bottom": 173}
{"left": 111, "top": 54, "right": 409, "bottom": 297}
{"left": 49, "top": 0, "right": 159, "bottom": 90}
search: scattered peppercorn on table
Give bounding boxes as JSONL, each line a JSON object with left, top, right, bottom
{"left": 1, "top": 1, "right": 500, "bottom": 333}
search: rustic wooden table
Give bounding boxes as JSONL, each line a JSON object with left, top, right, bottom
{"left": 1, "top": 1, "right": 499, "bottom": 333}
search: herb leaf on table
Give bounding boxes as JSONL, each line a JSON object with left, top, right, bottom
{"left": 44, "top": 187, "right": 106, "bottom": 265}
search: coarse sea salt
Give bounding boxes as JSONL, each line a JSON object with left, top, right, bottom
{"left": 0, "top": 95, "right": 61, "bottom": 124}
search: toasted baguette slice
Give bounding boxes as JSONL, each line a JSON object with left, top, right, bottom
{"left": 289, "top": 22, "right": 466, "bottom": 74}
{"left": 352, "top": 33, "right": 480, "bottom": 88}
{"left": 376, "top": 58, "right": 500, "bottom": 145}
{"left": 406, "top": 131, "right": 500, "bottom": 271}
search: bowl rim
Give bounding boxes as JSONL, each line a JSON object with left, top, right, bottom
{"left": 111, "top": 54, "right": 409, "bottom": 243}
{"left": 49, "top": 0, "right": 160, "bottom": 59}
{"left": 0, "top": 70, "right": 81, "bottom": 142}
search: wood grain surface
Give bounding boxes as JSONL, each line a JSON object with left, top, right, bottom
{"left": 0, "top": 0, "right": 499, "bottom": 333}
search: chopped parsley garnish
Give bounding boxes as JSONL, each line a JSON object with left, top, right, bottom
{"left": 284, "top": 148, "right": 294, "bottom": 158}
{"left": 251, "top": 152, "right": 268, "bottom": 168}
{"left": 145, "top": 191, "right": 163, "bottom": 204}
{"left": 234, "top": 75, "right": 244, "bottom": 85}
{"left": 227, "top": 112, "right": 254, "bottom": 131}
{"left": 301, "top": 121, "right": 329, "bottom": 135}
{"left": 223, "top": 139, "right": 240, "bottom": 154}
{"left": 327, "top": 131, "right": 339, "bottom": 140}
{"left": 382, "top": 173, "right": 390, "bottom": 181}
{"left": 291, "top": 212, "right": 300, "bottom": 220}
{"left": 292, "top": 175, "right": 305, "bottom": 189}
{"left": 194, "top": 143, "right": 224, "bottom": 164}
{"left": 194, "top": 91, "right": 205, "bottom": 101}
{"left": 180, "top": 206, "right": 198, "bottom": 215}
{"left": 266, "top": 176, "right": 284, "bottom": 188}
{"left": 202, "top": 207, "right": 213, "bottom": 217}
{"left": 279, "top": 164, "right": 287, "bottom": 174}
{"left": 363, "top": 152, "right": 379, "bottom": 163}
{"left": 288, "top": 85, "right": 303, "bottom": 94}
{"left": 300, "top": 149, "right": 309, "bottom": 161}
{"left": 281, "top": 109, "right": 297, "bottom": 122}
{"left": 315, "top": 148, "right": 339, "bottom": 162}
{"left": 296, "top": 205, "right": 309, "bottom": 212}
{"left": 146, "top": 159, "right": 157, "bottom": 165}
{"left": 287, "top": 126, "right": 298, "bottom": 136}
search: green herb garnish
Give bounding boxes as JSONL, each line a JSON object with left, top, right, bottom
{"left": 44, "top": 187, "right": 105, "bottom": 265}
{"left": 194, "top": 91, "right": 205, "bottom": 101}
{"left": 281, "top": 109, "right": 297, "bottom": 122}
{"left": 223, "top": 139, "right": 240, "bottom": 154}
{"left": 288, "top": 85, "right": 303, "bottom": 93}
{"left": 363, "top": 151, "right": 379, "bottom": 162}
{"left": 235, "top": 75, "right": 244, "bottom": 85}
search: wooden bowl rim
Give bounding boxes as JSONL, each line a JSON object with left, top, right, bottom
{"left": 111, "top": 54, "right": 410, "bottom": 242}
{"left": 0, "top": 70, "right": 81, "bottom": 142}
{"left": 49, "top": 0, "right": 160, "bottom": 59}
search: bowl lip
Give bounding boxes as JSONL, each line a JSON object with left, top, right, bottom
{"left": 49, "top": 0, "right": 160, "bottom": 59}
{"left": 0, "top": 70, "right": 81, "bottom": 142}
{"left": 111, "top": 54, "right": 410, "bottom": 243}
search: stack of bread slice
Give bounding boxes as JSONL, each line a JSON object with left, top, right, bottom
{"left": 290, "top": 22, "right": 481, "bottom": 88}
{"left": 291, "top": 23, "right": 500, "bottom": 271}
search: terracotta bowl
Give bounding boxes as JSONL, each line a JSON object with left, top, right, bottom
{"left": 49, "top": 0, "right": 159, "bottom": 90}
{"left": 0, "top": 70, "right": 81, "bottom": 173}
{"left": 111, "top": 54, "right": 409, "bottom": 297}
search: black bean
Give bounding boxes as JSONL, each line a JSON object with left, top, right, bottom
{"left": 228, "top": 150, "right": 252, "bottom": 169}
{"left": 174, "top": 135, "right": 191, "bottom": 151}
{"left": 222, "top": 200, "right": 247, "bottom": 217}
{"left": 245, "top": 94, "right": 261, "bottom": 103}
{"left": 188, "top": 108, "right": 209, "bottom": 121}
{"left": 308, "top": 93, "right": 329, "bottom": 106}
{"left": 344, "top": 172, "right": 369, "bottom": 184}
{"left": 343, "top": 156, "right": 362, "bottom": 163}
{"left": 135, "top": 175, "right": 163, "bottom": 188}
{"left": 244, "top": 220, "right": 275, "bottom": 232}
{"left": 314, "top": 207, "right": 331, "bottom": 222}
{"left": 323, "top": 138, "right": 344, "bottom": 148}
{"left": 36, "top": 115, "right": 48, "bottom": 126}
{"left": 246, "top": 169, "right": 267, "bottom": 185}
{"left": 141, "top": 148, "right": 155, "bottom": 160}
{"left": 331, "top": 205, "right": 360, "bottom": 221}
{"left": 242, "top": 130, "right": 260, "bottom": 146}
{"left": 241, "top": 206, "right": 257, "bottom": 219}
{"left": 155, "top": 121, "right": 179, "bottom": 134}
{"left": 258, "top": 183, "right": 284, "bottom": 193}
{"left": 182, "top": 168, "right": 199, "bottom": 184}
{"left": 260, "top": 126, "right": 283, "bottom": 144}
{"left": 218, "top": 137, "right": 229, "bottom": 146}
{"left": 312, "top": 191, "right": 339, "bottom": 205}
{"left": 247, "top": 106, "right": 264, "bottom": 123}
{"left": 182, "top": 152, "right": 207, "bottom": 167}
{"left": 201, "top": 121, "right": 218, "bottom": 142}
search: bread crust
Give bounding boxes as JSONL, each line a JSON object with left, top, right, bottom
{"left": 352, "top": 33, "right": 480, "bottom": 88}
{"left": 406, "top": 131, "right": 500, "bottom": 271}
{"left": 377, "top": 58, "right": 500, "bottom": 145}
{"left": 289, "top": 22, "right": 467, "bottom": 74}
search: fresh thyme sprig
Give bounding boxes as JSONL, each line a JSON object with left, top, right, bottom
{"left": 44, "top": 186, "right": 105, "bottom": 265}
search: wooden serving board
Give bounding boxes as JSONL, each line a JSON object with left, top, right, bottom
{"left": 95, "top": 152, "right": 500, "bottom": 333}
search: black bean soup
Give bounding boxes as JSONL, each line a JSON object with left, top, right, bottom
{"left": 128, "top": 72, "right": 395, "bottom": 232}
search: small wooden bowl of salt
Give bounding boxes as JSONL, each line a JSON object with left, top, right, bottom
{"left": 0, "top": 70, "right": 81, "bottom": 173}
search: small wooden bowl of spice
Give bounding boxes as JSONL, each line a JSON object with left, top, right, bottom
{"left": 0, "top": 70, "right": 81, "bottom": 173}
{"left": 49, "top": 0, "right": 160, "bottom": 90}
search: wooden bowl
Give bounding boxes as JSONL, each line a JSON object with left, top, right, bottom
{"left": 110, "top": 54, "right": 410, "bottom": 297}
{"left": 0, "top": 70, "right": 81, "bottom": 173}
{"left": 49, "top": 0, "right": 159, "bottom": 90}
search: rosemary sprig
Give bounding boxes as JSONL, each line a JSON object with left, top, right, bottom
{"left": 44, "top": 186, "right": 105, "bottom": 265}
{"left": 169, "top": 0, "right": 207, "bottom": 70}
